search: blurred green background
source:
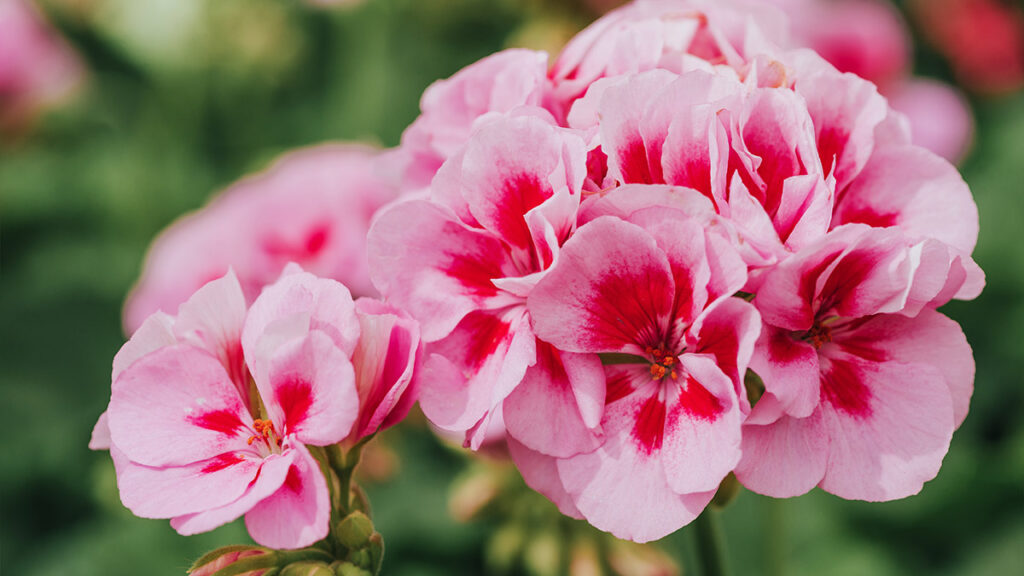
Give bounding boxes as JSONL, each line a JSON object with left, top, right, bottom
{"left": 2, "top": 0, "right": 1023, "bottom": 574}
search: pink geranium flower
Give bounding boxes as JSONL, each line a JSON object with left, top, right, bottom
{"left": 92, "top": 266, "right": 420, "bottom": 548}
{"left": 0, "top": 0, "right": 84, "bottom": 131}
{"left": 123, "top": 144, "right": 405, "bottom": 333}
{"left": 369, "top": 112, "right": 592, "bottom": 449}
{"left": 735, "top": 224, "right": 974, "bottom": 500}
{"left": 512, "top": 187, "right": 760, "bottom": 542}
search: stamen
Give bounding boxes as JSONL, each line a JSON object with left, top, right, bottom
{"left": 247, "top": 419, "right": 279, "bottom": 447}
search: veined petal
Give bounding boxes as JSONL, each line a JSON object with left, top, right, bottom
{"left": 528, "top": 217, "right": 675, "bottom": 355}
{"left": 170, "top": 449, "right": 296, "bottom": 536}
{"left": 112, "top": 445, "right": 261, "bottom": 519}
{"left": 367, "top": 199, "right": 519, "bottom": 342}
{"left": 735, "top": 409, "right": 829, "bottom": 498}
{"left": 109, "top": 345, "right": 253, "bottom": 468}
{"left": 418, "top": 307, "right": 536, "bottom": 438}
{"left": 504, "top": 342, "right": 605, "bottom": 458}
{"left": 748, "top": 326, "right": 820, "bottom": 419}
{"left": 245, "top": 444, "right": 331, "bottom": 549}
{"left": 349, "top": 298, "right": 421, "bottom": 439}
{"left": 261, "top": 331, "right": 358, "bottom": 447}
{"left": 817, "top": 353, "right": 954, "bottom": 501}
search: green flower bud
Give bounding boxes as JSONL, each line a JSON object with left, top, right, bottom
{"left": 279, "top": 561, "right": 334, "bottom": 576}
{"left": 336, "top": 511, "right": 375, "bottom": 550}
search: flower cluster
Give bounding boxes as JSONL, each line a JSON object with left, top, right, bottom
{"left": 91, "top": 0, "right": 983, "bottom": 560}
{"left": 369, "top": 0, "right": 982, "bottom": 542}
{"left": 92, "top": 266, "right": 420, "bottom": 550}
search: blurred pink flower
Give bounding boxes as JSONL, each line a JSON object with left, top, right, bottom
{"left": 764, "top": 0, "right": 974, "bottom": 162}
{"left": 911, "top": 0, "right": 1024, "bottom": 95}
{"left": 93, "top": 267, "right": 420, "bottom": 548}
{"left": 123, "top": 144, "right": 405, "bottom": 334}
{"left": 0, "top": 0, "right": 83, "bottom": 130}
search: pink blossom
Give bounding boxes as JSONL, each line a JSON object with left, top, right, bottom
{"left": 399, "top": 49, "right": 553, "bottom": 188}
{"left": 551, "top": 0, "right": 787, "bottom": 112}
{"left": 911, "top": 0, "right": 1024, "bottom": 96}
{"left": 763, "top": 0, "right": 974, "bottom": 163}
{"left": 0, "top": 0, "right": 84, "bottom": 130}
{"left": 92, "top": 267, "right": 420, "bottom": 548}
{"left": 510, "top": 187, "right": 759, "bottom": 542}
{"left": 735, "top": 224, "right": 974, "bottom": 500}
{"left": 368, "top": 112, "right": 591, "bottom": 449}
{"left": 124, "top": 144, "right": 404, "bottom": 333}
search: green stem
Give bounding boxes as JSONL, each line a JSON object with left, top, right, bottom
{"left": 693, "top": 508, "right": 731, "bottom": 576}
{"left": 764, "top": 497, "right": 785, "bottom": 576}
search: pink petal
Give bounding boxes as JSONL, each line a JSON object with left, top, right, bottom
{"left": 832, "top": 310, "right": 974, "bottom": 429}
{"left": 689, "top": 297, "right": 762, "bottom": 405}
{"left": 261, "top": 331, "right": 359, "bottom": 446}
{"left": 507, "top": 438, "right": 582, "bottom": 519}
{"left": 887, "top": 79, "right": 973, "bottom": 164}
{"left": 89, "top": 411, "right": 111, "bottom": 450}
{"left": 555, "top": 368, "right": 717, "bottom": 542}
{"left": 109, "top": 345, "right": 253, "bottom": 467}
{"left": 349, "top": 298, "right": 421, "bottom": 439}
{"left": 817, "top": 353, "right": 954, "bottom": 501}
{"left": 528, "top": 217, "right": 675, "bottom": 355}
{"left": 173, "top": 271, "right": 250, "bottom": 400}
{"left": 504, "top": 342, "right": 605, "bottom": 458}
{"left": 245, "top": 444, "right": 331, "bottom": 549}
{"left": 112, "top": 311, "right": 176, "bottom": 382}
{"left": 834, "top": 145, "right": 979, "bottom": 255}
{"left": 418, "top": 307, "right": 536, "bottom": 439}
{"left": 367, "top": 199, "right": 519, "bottom": 342}
{"left": 242, "top": 267, "right": 360, "bottom": 365}
{"left": 748, "top": 326, "right": 820, "bottom": 418}
{"left": 597, "top": 70, "right": 677, "bottom": 184}
{"left": 660, "top": 355, "right": 743, "bottom": 495}
{"left": 792, "top": 53, "right": 889, "bottom": 188}
{"left": 458, "top": 115, "right": 585, "bottom": 254}
{"left": 112, "top": 445, "right": 261, "bottom": 519}
{"left": 171, "top": 449, "right": 296, "bottom": 536}
{"left": 734, "top": 409, "right": 829, "bottom": 498}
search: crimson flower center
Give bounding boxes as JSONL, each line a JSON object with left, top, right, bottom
{"left": 645, "top": 346, "right": 681, "bottom": 381}
{"left": 247, "top": 418, "right": 281, "bottom": 453}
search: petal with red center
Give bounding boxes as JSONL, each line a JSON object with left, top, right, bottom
{"left": 817, "top": 354, "right": 954, "bottom": 501}
{"left": 109, "top": 345, "right": 253, "bottom": 468}
{"left": 834, "top": 145, "right": 979, "bottom": 255}
{"left": 834, "top": 311, "right": 974, "bottom": 429}
{"left": 555, "top": 370, "right": 717, "bottom": 543}
{"left": 504, "top": 342, "right": 605, "bottom": 458}
{"left": 734, "top": 409, "right": 828, "bottom": 498}
{"left": 349, "top": 298, "right": 421, "bottom": 439}
{"left": 245, "top": 444, "right": 331, "bottom": 549}
{"left": 173, "top": 271, "right": 250, "bottom": 399}
{"left": 689, "top": 297, "right": 761, "bottom": 405}
{"left": 261, "top": 331, "right": 358, "bottom": 446}
{"left": 367, "top": 199, "right": 519, "bottom": 342}
{"left": 528, "top": 217, "right": 675, "bottom": 355}
{"left": 748, "top": 325, "right": 820, "bottom": 419}
{"left": 661, "top": 355, "right": 742, "bottom": 495}
{"left": 459, "top": 115, "right": 584, "bottom": 254}
{"left": 418, "top": 307, "right": 536, "bottom": 437}
{"left": 112, "top": 445, "right": 261, "bottom": 519}
{"left": 170, "top": 450, "right": 296, "bottom": 537}
{"left": 598, "top": 70, "right": 678, "bottom": 184}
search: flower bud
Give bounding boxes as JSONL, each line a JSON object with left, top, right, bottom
{"left": 189, "top": 546, "right": 269, "bottom": 576}
{"left": 332, "top": 561, "right": 373, "bottom": 576}
{"left": 280, "top": 562, "right": 335, "bottom": 576}
{"left": 336, "top": 511, "right": 375, "bottom": 550}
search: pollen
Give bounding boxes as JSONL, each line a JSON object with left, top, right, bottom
{"left": 647, "top": 347, "right": 681, "bottom": 381}
{"left": 247, "top": 419, "right": 280, "bottom": 447}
